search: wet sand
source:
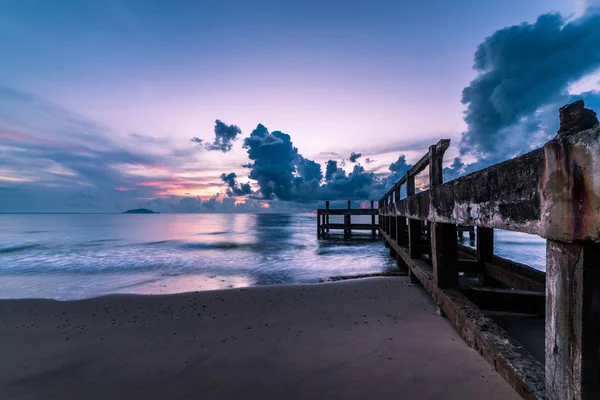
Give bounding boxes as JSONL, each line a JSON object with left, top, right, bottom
{"left": 0, "top": 277, "right": 520, "bottom": 399}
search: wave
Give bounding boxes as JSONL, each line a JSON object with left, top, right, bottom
{"left": 181, "top": 242, "right": 242, "bottom": 250}
{"left": 0, "top": 244, "right": 40, "bottom": 254}
{"left": 140, "top": 240, "right": 174, "bottom": 246}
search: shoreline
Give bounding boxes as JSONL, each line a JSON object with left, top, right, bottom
{"left": 0, "top": 277, "right": 519, "bottom": 399}
{"left": 0, "top": 270, "right": 404, "bottom": 301}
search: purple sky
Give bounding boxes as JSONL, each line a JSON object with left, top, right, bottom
{"left": 1, "top": 0, "right": 599, "bottom": 212}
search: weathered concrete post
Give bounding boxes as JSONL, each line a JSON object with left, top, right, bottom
{"left": 542, "top": 100, "right": 600, "bottom": 400}
{"left": 428, "top": 144, "right": 458, "bottom": 290}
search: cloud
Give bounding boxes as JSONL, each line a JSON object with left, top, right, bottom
{"left": 190, "top": 137, "right": 203, "bottom": 146}
{"left": 442, "top": 157, "right": 465, "bottom": 182}
{"left": 242, "top": 124, "right": 298, "bottom": 200}
{"left": 220, "top": 172, "right": 252, "bottom": 197}
{"left": 0, "top": 87, "right": 231, "bottom": 212}
{"left": 241, "top": 123, "right": 405, "bottom": 202}
{"left": 348, "top": 152, "right": 361, "bottom": 163}
{"left": 460, "top": 9, "right": 600, "bottom": 158}
{"left": 204, "top": 119, "right": 242, "bottom": 152}
{"left": 382, "top": 155, "right": 411, "bottom": 188}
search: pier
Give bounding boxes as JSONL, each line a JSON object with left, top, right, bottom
{"left": 316, "top": 200, "right": 379, "bottom": 238}
{"left": 325, "top": 101, "right": 600, "bottom": 399}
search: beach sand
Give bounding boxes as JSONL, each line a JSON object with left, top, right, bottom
{"left": 0, "top": 277, "right": 520, "bottom": 399}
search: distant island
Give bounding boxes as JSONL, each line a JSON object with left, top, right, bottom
{"left": 122, "top": 208, "right": 159, "bottom": 214}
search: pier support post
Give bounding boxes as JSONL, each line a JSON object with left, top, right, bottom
{"left": 397, "top": 216, "right": 406, "bottom": 245}
{"left": 546, "top": 241, "right": 600, "bottom": 400}
{"left": 395, "top": 216, "right": 408, "bottom": 272}
{"left": 476, "top": 227, "right": 495, "bottom": 285}
{"left": 431, "top": 222, "right": 459, "bottom": 289}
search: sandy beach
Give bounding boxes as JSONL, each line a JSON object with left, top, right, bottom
{"left": 0, "top": 277, "right": 520, "bottom": 399}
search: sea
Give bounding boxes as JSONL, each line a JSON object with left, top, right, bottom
{"left": 0, "top": 213, "right": 546, "bottom": 300}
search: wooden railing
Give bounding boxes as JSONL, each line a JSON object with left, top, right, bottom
{"left": 378, "top": 103, "right": 600, "bottom": 400}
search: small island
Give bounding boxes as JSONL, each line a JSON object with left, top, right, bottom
{"left": 122, "top": 208, "right": 159, "bottom": 214}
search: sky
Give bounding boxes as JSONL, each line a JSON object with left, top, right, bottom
{"left": 1, "top": 0, "right": 599, "bottom": 212}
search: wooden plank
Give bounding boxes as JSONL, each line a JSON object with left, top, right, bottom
{"left": 546, "top": 240, "right": 600, "bottom": 399}
{"left": 484, "top": 262, "right": 545, "bottom": 292}
{"left": 319, "top": 209, "right": 378, "bottom": 216}
{"left": 460, "top": 286, "right": 544, "bottom": 315}
{"left": 458, "top": 245, "right": 545, "bottom": 291}
{"left": 322, "top": 224, "right": 380, "bottom": 230}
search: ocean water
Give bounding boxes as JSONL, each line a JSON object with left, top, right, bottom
{"left": 0, "top": 213, "right": 546, "bottom": 300}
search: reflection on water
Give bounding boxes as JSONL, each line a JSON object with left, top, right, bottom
{"left": 0, "top": 214, "right": 546, "bottom": 300}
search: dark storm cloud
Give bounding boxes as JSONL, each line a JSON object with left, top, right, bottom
{"left": 220, "top": 172, "right": 252, "bottom": 197}
{"left": 460, "top": 9, "right": 600, "bottom": 157}
{"left": 325, "top": 160, "right": 343, "bottom": 182}
{"left": 348, "top": 152, "right": 361, "bottom": 163}
{"left": 296, "top": 155, "right": 323, "bottom": 182}
{"left": 442, "top": 157, "right": 465, "bottom": 182}
{"left": 241, "top": 124, "right": 400, "bottom": 202}
{"left": 242, "top": 124, "right": 298, "bottom": 200}
{"left": 205, "top": 119, "right": 242, "bottom": 152}
{"left": 381, "top": 155, "right": 412, "bottom": 188}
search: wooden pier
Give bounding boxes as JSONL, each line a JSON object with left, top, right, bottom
{"left": 325, "top": 101, "right": 600, "bottom": 399}
{"left": 317, "top": 200, "right": 379, "bottom": 238}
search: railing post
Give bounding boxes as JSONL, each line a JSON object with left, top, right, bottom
{"left": 385, "top": 195, "right": 391, "bottom": 234}
{"left": 428, "top": 144, "right": 458, "bottom": 292}
{"left": 383, "top": 195, "right": 390, "bottom": 247}
{"left": 378, "top": 199, "right": 383, "bottom": 236}
{"left": 406, "top": 172, "right": 421, "bottom": 284}
{"left": 546, "top": 241, "right": 600, "bottom": 399}
{"left": 406, "top": 172, "right": 421, "bottom": 259}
